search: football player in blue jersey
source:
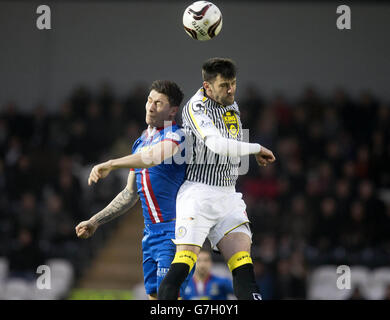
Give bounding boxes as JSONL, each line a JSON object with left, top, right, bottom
{"left": 75, "top": 80, "right": 193, "bottom": 300}
{"left": 182, "top": 249, "right": 234, "bottom": 300}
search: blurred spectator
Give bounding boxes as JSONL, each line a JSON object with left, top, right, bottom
{"left": 4, "top": 136, "right": 22, "bottom": 168}
{"left": 107, "top": 102, "right": 127, "bottom": 142}
{"left": 41, "top": 193, "right": 77, "bottom": 260}
{"left": 280, "top": 194, "right": 312, "bottom": 244}
{"left": 7, "top": 228, "right": 44, "bottom": 281}
{"left": 340, "top": 201, "right": 371, "bottom": 255}
{"left": 355, "top": 145, "right": 371, "bottom": 179}
{"left": 253, "top": 106, "right": 277, "bottom": 147}
{"left": 383, "top": 284, "right": 390, "bottom": 300}
{"left": 13, "top": 192, "right": 41, "bottom": 238}
{"left": 300, "top": 86, "right": 324, "bottom": 121}
{"left": 49, "top": 102, "right": 74, "bottom": 151}
{"left": 253, "top": 260, "right": 275, "bottom": 300}
{"left": 123, "top": 82, "right": 149, "bottom": 124}
{"left": 242, "top": 165, "right": 279, "bottom": 200}
{"left": 29, "top": 104, "right": 50, "bottom": 149}
{"left": 331, "top": 88, "right": 354, "bottom": 133}
{"left": 70, "top": 85, "right": 92, "bottom": 119}
{"left": 49, "top": 155, "right": 84, "bottom": 220}
{"left": 182, "top": 249, "right": 234, "bottom": 300}
{"left": 7, "top": 155, "right": 40, "bottom": 200}
{"left": 66, "top": 119, "right": 88, "bottom": 163}
{"left": 273, "top": 252, "right": 307, "bottom": 300}
{"left": 110, "top": 121, "right": 141, "bottom": 158}
{"left": 239, "top": 84, "right": 264, "bottom": 129}
{"left": 270, "top": 93, "right": 292, "bottom": 136}
{"left": 97, "top": 82, "right": 115, "bottom": 117}
{"left": 348, "top": 286, "right": 367, "bottom": 300}
{"left": 334, "top": 178, "right": 352, "bottom": 221}
{"left": 354, "top": 91, "right": 378, "bottom": 143}
{"left": 84, "top": 102, "right": 107, "bottom": 163}
{"left": 310, "top": 197, "right": 341, "bottom": 254}
{"left": 254, "top": 234, "right": 277, "bottom": 265}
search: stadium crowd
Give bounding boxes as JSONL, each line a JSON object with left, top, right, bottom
{"left": 1, "top": 83, "right": 389, "bottom": 299}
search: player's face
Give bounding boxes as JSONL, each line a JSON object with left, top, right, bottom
{"left": 205, "top": 75, "right": 236, "bottom": 106}
{"left": 145, "top": 90, "right": 177, "bottom": 127}
{"left": 195, "top": 252, "right": 212, "bottom": 277}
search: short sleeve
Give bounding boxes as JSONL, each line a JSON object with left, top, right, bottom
{"left": 161, "top": 127, "right": 184, "bottom": 146}
{"left": 131, "top": 137, "right": 141, "bottom": 154}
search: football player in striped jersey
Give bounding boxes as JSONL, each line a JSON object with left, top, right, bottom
{"left": 75, "top": 80, "right": 193, "bottom": 300}
{"left": 158, "top": 58, "right": 276, "bottom": 300}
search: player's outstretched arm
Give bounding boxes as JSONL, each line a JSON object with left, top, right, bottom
{"left": 186, "top": 102, "right": 272, "bottom": 160}
{"left": 205, "top": 134, "right": 263, "bottom": 157}
{"left": 75, "top": 171, "right": 139, "bottom": 239}
{"left": 205, "top": 134, "right": 276, "bottom": 166}
{"left": 88, "top": 140, "right": 179, "bottom": 185}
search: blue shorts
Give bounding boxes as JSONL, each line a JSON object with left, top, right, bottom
{"left": 142, "top": 220, "right": 194, "bottom": 296}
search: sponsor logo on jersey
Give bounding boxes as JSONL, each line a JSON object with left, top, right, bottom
{"left": 222, "top": 111, "right": 239, "bottom": 137}
{"left": 136, "top": 145, "right": 152, "bottom": 153}
{"left": 210, "top": 283, "right": 219, "bottom": 296}
{"left": 199, "top": 120, "right": 213, "bottom": 129}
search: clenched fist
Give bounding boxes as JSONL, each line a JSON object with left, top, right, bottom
{"left": 255, "top": 146, "right": 276, "bottom": 167}
{"left": 75, "top": 220, "right": 98, "bottom": 239}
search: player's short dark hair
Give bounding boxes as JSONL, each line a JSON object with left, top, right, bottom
{"left": 202, "top": 57, "right": 237, "bottom": 83}
{"left": 150, "top": 80, "right": 184, "bottom": 107}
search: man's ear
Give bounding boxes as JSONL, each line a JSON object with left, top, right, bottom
{"left": 203, "top": 81, "right": 211, "bottom": 91}
{"left": 169, "top": 106, "right": 179, "bottom": 118}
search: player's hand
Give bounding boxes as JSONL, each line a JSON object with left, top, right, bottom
{"left": 75, "top": 220, "right": 98, "bottom": 239}
{"left": 88, "top": 161, "right": 113, "bottom": 185}
{"left": 255, "top": 146, "right": 276, "bottom": 167}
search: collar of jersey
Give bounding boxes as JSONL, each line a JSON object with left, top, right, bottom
{"left": 145, "top": 121, "right": 176, "bottom": 138}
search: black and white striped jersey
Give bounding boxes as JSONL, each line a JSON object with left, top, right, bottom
{"left": 182, "top": 87, "right": 243, "bottom": 186}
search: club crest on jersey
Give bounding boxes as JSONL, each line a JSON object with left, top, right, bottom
{"left": 192, "top": 102, "right": 206, "bottom": 114}
{"left": 136, "top": 145, "right": 152, "bottom": 153}
{"left": 222, "top": 111, "right": 239, "bottom": 137}
{"left": 176, "top": 226, "right": 187, "bottom": 239}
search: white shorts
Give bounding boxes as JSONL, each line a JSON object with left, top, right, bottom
{"left": 173, "top": 181, "right": 252, "bottom": 251}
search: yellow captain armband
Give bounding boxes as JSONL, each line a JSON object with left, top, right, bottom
{"left": 227, "top": 251, "right": 253, "bottom": 272}
{"left": 172, "top": 250, "right": 198, "bottom": 271}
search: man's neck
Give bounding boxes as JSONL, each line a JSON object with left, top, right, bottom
{"left": 202, "top": 87, "right": 229, "bottom": 107}
{"left": 194, "top": 273, "right": 209, "bottom": 283}
{"left": 147, "top": 125, "right": 156, "bottom": 135}
{"left": 148, "top": 120, "right": 176, "bottom": 132}
{"left": 202, "top": 87, "right": 215, "bottom": 103}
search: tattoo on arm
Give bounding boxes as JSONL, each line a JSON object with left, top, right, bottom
{"left": 91, "top": 188, "right": 139, "bottom": 226}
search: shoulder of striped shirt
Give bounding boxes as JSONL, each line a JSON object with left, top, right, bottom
{"left": 187, "top": 89, "right": 209, "bottom": 106}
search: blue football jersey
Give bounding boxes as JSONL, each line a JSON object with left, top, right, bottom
{"left": 182, "top": 274, "right": 234, "bottom": 300}
{"left": 131, "top": 123, "right": 186, "bottom": 224}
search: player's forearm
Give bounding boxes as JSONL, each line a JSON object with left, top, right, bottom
{"left": 109, "top": 152, "right": 156, "bottom": 169}
{"left": 90, "top": 187, "right": 139, "bottom": 227}
{"left": 205, "top": 135, "right": 261, "bottom": 157}
{"left": 109, "top": 142, "right": 179, "bottom": 169}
